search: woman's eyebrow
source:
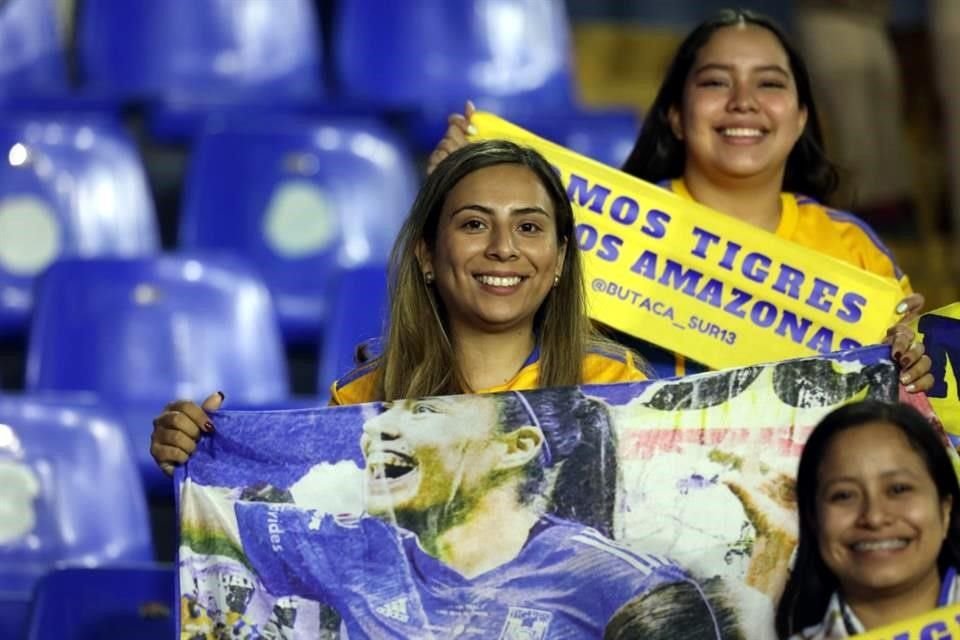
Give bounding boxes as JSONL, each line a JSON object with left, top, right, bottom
{"left": 449, "top": 204, "right": 494, "bottom": 217}
{"left": 693, "top": 63, "right": 790, "bottom": 77}
{"left": 511, "top": 207, "right": 550, "bottom": 216}
{"left": 754, "top": 64, "right": 790, "bottom": 77}
{"left": 820, "top": 467, "right": 921, "bottom": 487}
{"left": 448, "top": 204, "right": 550, "bottom": 217}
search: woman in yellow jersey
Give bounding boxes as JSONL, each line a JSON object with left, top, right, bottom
{"left": 151, "top": 141, "right": 648, "bottom": 476}
{"left": 428, "top": 9, "right": 932, "bottom": 389}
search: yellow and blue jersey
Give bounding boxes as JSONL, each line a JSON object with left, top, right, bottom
{"left": 329, "top": 342, "right": 649, "bottom": 406}
{"left": 236, "top": 504, "right": 697, "bottom": 639}
{"left": 668, "top": 179, "right": 911, "bottom": 294}
{"left": 620, "top": 180, "right": 913, "bottom": 379}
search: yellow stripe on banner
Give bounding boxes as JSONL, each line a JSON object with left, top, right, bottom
{"left": 850, "top": 603, "right": 960, "bottom": 639}
{"left": 469, "top": 112, "right": 904, "bottom": 370}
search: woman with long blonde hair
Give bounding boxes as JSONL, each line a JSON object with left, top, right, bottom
{"left": 151, "top": 140, "right": 647, "bottom": 475}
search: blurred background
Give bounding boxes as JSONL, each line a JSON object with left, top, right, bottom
{"left": 0, "top": 1, "right": 955, "bottom": 638}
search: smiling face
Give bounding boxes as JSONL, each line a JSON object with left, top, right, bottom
{"left": 815, "top": 421, "right": 952, "bottom": 604}
{"left": 417, "top": 163, "right": 566, "bottom": 338}
{"left": 669, "top": 23, "right": 808, "bottom": 189}
{"left": 360, "top": 395, "right": 542, "bottom": 518}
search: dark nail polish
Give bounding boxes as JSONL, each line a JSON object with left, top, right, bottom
{"left": 216, "top": 391, "right": 225, "bottom": 401}
{"left": 204, "top": 421, "right": 216, "bottom": 433}
{"left": 893, "top": 351, "right": 902, "bottom": 361}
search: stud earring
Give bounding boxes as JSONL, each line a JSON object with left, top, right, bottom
{"left": 424, "top": 272, "right": 435, "bottom": 285}
{"left": 553, "top": 274, "right": 560, "bottom": 288}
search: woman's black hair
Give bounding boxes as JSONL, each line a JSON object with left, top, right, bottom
{"left": 775, "top": 400, "right": 960, "bottom": 637}
{"left": 498, "top": 388, "right": 619, "bottom": 536}
{"left": 621, "top": 8, "right": 839, "bottom": 201}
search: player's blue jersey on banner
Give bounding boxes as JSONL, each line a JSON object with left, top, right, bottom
{"left": 235, "top": 502, "right": 695, "bottom": 639}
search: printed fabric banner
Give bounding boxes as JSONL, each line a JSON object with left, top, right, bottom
{"left": 915, "top": 303, "right": 960, "bottom": 442}
{"left": 468, "top": 113, "right": 905, "bottom": 371}
{"left": 175, "top": 345, "right": 955, "bottom": 639}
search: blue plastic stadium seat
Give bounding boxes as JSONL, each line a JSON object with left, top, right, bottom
{"left": 0, "top": 394, "right": 152, "bottom": 640}
{"left": 26, "top": 566, "right": 174, "bottom": 640}
{"left": 77, "top": 0, "right": 325, "bottom": 138}
{"left": 516, "top": 109, "right": 642, "bottom": 169}
{"left": 179, "top": 117, "right": 417, "bottom": 344}
{"left": 79, "top": 0, "right": 323, "bottom": 99}
{"left": 24, "top": 255, "right": 291, "bottom": 494}
{"left": 336, "top": 0, "right": 575, "bottom": 113}
{"left": 0, "top": 114, "right": 159, "bottom": 337}
{"left": 0, "top": 0, "right": 67, "bottom": 98}
{"left": 317, "top": 264, "right": 389, "bottom": 395}
{"left": 336, "top": 0, "right": 605, "bottom": 150}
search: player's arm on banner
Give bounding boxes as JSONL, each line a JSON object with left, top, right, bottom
{"left": 712, "top": 450, "right": 798, "bottom": 600}
{"left": 232, "top": 502, "right": 332, "bottom": 602}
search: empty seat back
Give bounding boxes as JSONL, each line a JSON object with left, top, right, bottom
{"left": 179, "top": 118, "right": 416, "bottom": 342}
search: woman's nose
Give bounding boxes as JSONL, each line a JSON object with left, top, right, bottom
{"left": 856, "top": 495, "right": 893, "bottom": 528}
{"left": 729, "top": 83, "right": 758, "bottom": 112}
{"left": 485, "top": 223, "right": 518, "bottom": 260}
{"left": 362, "top": 410, "right": 400, "bottom": 441}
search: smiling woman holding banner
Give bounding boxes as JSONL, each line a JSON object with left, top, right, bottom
{"left": 429, "top": 8, "right": 932, "bottom": 391}
{"left": 775, "top": 400, "right": 960, "bottom": 639}
{"left": 151, "top": 140, "right": 648, "bottom": 476}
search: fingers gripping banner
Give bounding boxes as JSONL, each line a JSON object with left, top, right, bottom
{"left": 175, "top": 345, "right": 952, "bottom": 639}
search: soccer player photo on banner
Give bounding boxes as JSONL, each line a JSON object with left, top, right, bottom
{"left": 177, "top": 345, "right": 944, "bottom": 639}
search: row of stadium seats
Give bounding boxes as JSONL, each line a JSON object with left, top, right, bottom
{"left": 0, "top": 3, "right": 644, "bottom": 633}
{"left": 3, "top": 0, "right": 639, "bottom": 147}
{"left": 0, "top": 110, "right": 638, "bottom": 346}
{"left": 0, "top": 254, "right": 380, "bottom": 637}
{"left": 0, "top": 396, "right": 162, "bottom": 639}
{"left": 14, "top": 254, "right": 387, "bottom": 494}
{"left": 23, "top": 566, "right": 174, "bottom": 640}
{"left": 0, "top": 114, "right": 406, "bottom": 343}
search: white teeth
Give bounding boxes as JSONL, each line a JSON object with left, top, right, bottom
{"left": 366, "top": 451, "right": 414, "bottom": 469}
{"left": 853, "top": 539, "right": 908, "bottom": 552}
{"left": 721, "top": 127, "right": 764, "bottom": 137}
{"left": 476, "top": 274, "right": 522, "bottom": 287}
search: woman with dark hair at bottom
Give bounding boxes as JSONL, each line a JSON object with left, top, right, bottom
{"left": 776, "top": 400, "right": 960, "bottom": 639}
{"left": 429, "top": 9, "right": 932, "bottom": 389}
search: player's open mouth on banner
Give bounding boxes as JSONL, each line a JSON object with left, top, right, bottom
{"left": 366, "top": 449, "right": 419, "bottom": 496}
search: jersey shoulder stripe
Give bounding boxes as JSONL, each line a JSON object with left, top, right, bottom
{"left": 821, "top": 207, "right": 904, "bottom": 278}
